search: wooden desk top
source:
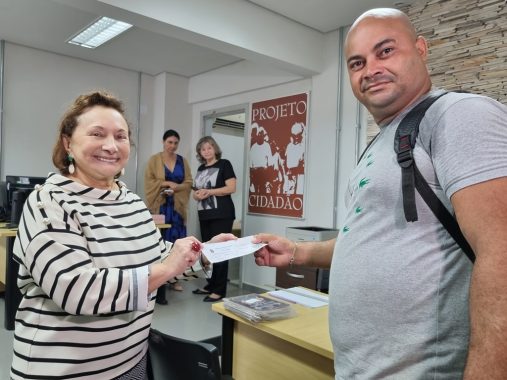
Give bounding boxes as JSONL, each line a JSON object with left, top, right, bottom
{"left": 0, "top": 223, "right": 18, "bottom": 237}
{"left": 212, "top": 293, "right": 333, "bottom": 360}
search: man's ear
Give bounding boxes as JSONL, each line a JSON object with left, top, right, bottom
{"left": 415, "top": 35, "right": 429, "bottom": 61}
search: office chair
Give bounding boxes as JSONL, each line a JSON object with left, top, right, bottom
{"left": 148, "top": 329, "right": 232, "bottom": 380}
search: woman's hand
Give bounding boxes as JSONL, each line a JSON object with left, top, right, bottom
{"left": 164, "top": 181, "right": 179, "bottom": 192}
{"left": 194, "top": 189, "right": 211, "bottom": 200}
{"left": 162, "top": 237, "right": 201, "bottom": 274}
{"left": 167, "top": 181, "right": 178, "bottom": 192}
{"left": 149, "top": 237, "right": 203, "bottom": 293}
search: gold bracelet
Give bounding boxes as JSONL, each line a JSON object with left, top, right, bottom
{"left": 287, "top": 241, "right": 304, "bottom": 279}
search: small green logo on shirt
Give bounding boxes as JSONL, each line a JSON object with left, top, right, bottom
{"left": 358, "top": 178, "right": 370, "bottom": 188}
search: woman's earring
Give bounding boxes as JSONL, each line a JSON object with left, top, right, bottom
{"left": 120, "top": 168, "right": 125, "bottom": 176}
{"left": 68, "top": 154, "right": 75, "bottom": 174}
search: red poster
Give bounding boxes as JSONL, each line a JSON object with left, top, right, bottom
{"left": 248, "top": 93, "right": 308, "bottom": 218}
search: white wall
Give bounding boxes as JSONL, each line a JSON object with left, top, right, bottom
{"left": 136, "top": 72, "right": 192, "bottom": 200}
{"left": 164, "top": 73, "right": 193, "bottom": 169}
{"left": 188, "top": 60, "right": 304, "bottom": 104}
{"left": 0, "top": 30, "right": 364, "bottom": 291}
{"left": 188, "top": 79, "right": 310, "bottom": 289}
{"left": 186, "top": 30, "right": 361, "bottom": 290}
{"left": 136, "top": 73, "right": 155, "bottom": 196}
{"left": 1, "top": 43, "right": 140, "bottom": 190}
{"left": 211, "top": 125, "right": 246, "bottom": 227}
{"left": 0, "top": 42, "right": 194, "bottom": 229}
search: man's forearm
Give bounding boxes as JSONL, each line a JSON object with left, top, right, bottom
{"left": 464, "top": 257, "right": 507, "bottom": 379}
{"left": 452, "top": 178, "right": 507, "bottom": 379}
{"left": 293, "top": 238, "right": 336, "bottom": 269}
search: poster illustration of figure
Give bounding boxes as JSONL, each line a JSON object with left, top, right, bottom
{"left": 248, "top": 93, "right": 308, "bottom": 218}
{"left": 194, "top": 167, "right": 219, "bottom": 210}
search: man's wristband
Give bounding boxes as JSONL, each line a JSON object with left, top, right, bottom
{"left": 287, "top": 241, "right": 304, "bottom": 279}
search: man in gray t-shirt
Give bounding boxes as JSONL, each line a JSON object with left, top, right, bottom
{"left": 253, "top": 7, "right": 507, "bottom": 380}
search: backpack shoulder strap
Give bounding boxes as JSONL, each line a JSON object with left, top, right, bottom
{"left": 357, "top": 132, "right": 379, "bottom": 164}
{"left": 413, "top": 164, "right": 475, "bottom": 262}
{"left": 394, "top": 92, "right": 475, "bottom": 263}
{"left": 394, "top": 92, "right": 448, "bottom": 221}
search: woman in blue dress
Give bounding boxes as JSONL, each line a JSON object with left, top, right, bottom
{"left": 145, "top": 130, "right": 193, "bottom": 300}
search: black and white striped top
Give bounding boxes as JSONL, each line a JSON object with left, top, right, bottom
{"left": 11, "top": 173, "right": 165, "bottom": 379}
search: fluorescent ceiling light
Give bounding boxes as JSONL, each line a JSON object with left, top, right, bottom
{"left": 67, "top": 17, "right": 132, "bottom": 49}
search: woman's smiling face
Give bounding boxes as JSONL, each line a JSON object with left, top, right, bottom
{"left": 199, "top": 142, "right": 216, "bottom": 163}
{"left": 64, "top": 105, "right": 130, "bottom": 189}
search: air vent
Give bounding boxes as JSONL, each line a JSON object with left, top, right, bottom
{"left": 212, "top": 118, "right": 244, "bottom": 130}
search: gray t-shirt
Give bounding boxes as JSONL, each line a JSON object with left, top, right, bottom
{"left": 329, "top": 90, "right": 507, "bottom": 379}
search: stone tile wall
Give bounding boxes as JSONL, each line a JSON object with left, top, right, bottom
{"left": 367, "top": 0, "right": 506, "bottom": 139}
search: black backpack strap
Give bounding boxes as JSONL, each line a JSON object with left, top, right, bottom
{"left": 394, "top": 93, "right": 448, "bottom": 221}
{"left": 413, "top": 164, "right": 475, "bottom": 262}
{"left": 394, "top": 92, "right": 476, "bottom": 263}
{"left": 357, "top": 132, "right": 380, "bottom": 164}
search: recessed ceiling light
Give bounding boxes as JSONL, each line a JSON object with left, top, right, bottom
{"left": 67, "top": 16, "right": 132, "bottom": 49}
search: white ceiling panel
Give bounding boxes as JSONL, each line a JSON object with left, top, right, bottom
{"left": 0, "top": 0, "right": 418, "bottom": 77}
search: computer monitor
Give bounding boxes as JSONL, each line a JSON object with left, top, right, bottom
{"left": 2, "top": 175, "right": 46, "bottom": 224}
{"left": 0, "top": 181, "right": 7, "bottom": 221}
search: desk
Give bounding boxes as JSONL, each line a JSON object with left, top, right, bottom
{"left": 0, "top": 223, "right": 17, "bottom": 285}
{"left": 0, "top": 223, "right": 20, "bottom": 330}
{"left": 212, "top": 294, "right": 334, "bottom": 379}
{"left": 1, "top": 223, "right": 171, "bottom": 330}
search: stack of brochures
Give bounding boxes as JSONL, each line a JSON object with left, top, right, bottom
{"left": 268, "top": 287, "right": 329, "bottom": 308}
{"left": 223, "top": 293, "right": 296, "bottom": 323}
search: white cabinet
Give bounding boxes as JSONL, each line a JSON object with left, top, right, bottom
{"left": 286, "top": 226, "right": 339, "bottom": 242}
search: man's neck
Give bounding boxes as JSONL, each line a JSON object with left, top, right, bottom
{"left": 376, "top": 87, "right": 434, "bottom": 127}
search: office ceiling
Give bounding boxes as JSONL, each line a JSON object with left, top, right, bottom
{"left": 0, "top": 0, "right": 417, "bottom": 77}
{"left": 247, "top": 0, "right": 413, "bottom": 33}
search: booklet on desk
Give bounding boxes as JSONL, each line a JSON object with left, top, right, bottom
{"left": 223, "top": 293, "right": 296, "bottom": 323}
{"left": 268, "top": 287, "right": 329, "bottom": 308}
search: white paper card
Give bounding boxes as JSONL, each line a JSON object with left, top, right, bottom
{"left": 202, "top": 236, "right": 266, "bottom": 263}
{"left": 268, "top": 287, "right": 329, "bottom": 308}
